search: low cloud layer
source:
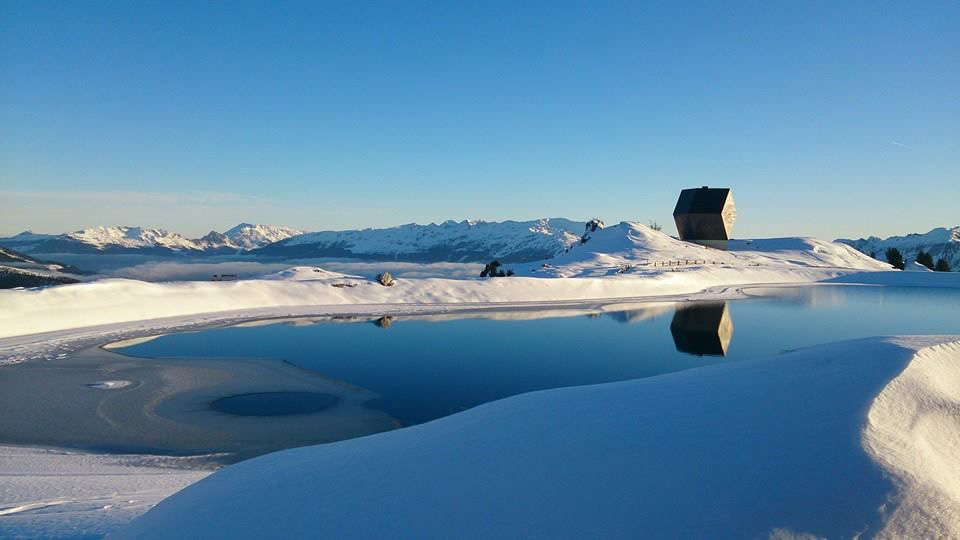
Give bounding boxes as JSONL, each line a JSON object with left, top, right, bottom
{"left": 104, "top": 259, "right": 484, "bottom": 282}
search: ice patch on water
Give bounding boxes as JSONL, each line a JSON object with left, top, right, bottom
{"left": 86, "top": 380, "right": 134, "bottom": 390}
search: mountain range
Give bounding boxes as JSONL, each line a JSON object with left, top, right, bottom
{"left": 0, "top": 219, "right": 587, "bottom": 263}
{"left": 0, "top": 224, "right": 303, "bottom": 255}
{"left": 836, "top": 226, "right": 959, "bottom": 271}
{"left": 254, "top": 219, "right": 585, "bottom": 263}
{"left": 2, "top": 221, "right": 955, "bottom": 270}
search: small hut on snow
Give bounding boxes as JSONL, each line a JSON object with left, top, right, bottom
{"left": 672, "top": 186, "right": 736, "bottom": 248}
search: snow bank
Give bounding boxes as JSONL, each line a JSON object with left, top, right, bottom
{"left": 828, "top": 270, "right": 960, "bottom": 288}
{"left": 0, "top": 446, "right": 212, "bottom": 539}
{"left": 119, "top": 336, "right": 960, "bottom": 539}
{"left": 258, "top": 266, "right": 359, "bottom": 281}
{"left": 0, "top": 265, "right": 854, "bottom": 341}
{"left": 905, "top": 261, "right": 935, "bottom": 272}
{"left": 864, "top": 340, "right": 960, "bottom": 538}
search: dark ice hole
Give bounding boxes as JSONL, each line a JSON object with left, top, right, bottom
{"left": 211, "top": 392, "right": 339, "bottom": 416}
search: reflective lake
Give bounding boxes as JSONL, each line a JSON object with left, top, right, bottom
{"left": 1, "top": 285, "right": 957, "bottom": 461}
{"left": 118, "top": 285, "right": 960, "bottom": 427}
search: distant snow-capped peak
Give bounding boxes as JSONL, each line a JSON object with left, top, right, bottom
{"left": 68, "top": 226, "right": 197, "bottom": 250}
{"left": 223, "top": 223, "right": 304, "bottom": 250}
{"left": 55, "top": 223, "right": 303, "bottom": 252}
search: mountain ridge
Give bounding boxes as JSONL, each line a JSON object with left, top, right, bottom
{"left": 0, "top": 219, "right": 588, "bottom": 263}
{"left": 0, "top": 224, "right": 303, "bottom": 255}
{"left": 836, "top": 226, "right": 959, "bottom": 271}
{"left": 254, "top": 218, "right": 586, "bottom": 263}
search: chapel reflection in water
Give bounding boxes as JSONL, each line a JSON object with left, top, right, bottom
{"left": 669, "top": 302, "right": 734, "bottom": 357}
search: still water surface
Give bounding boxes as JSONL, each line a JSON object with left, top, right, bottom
{"left": 119, "top": 285, "right": 960, "bottom": 426}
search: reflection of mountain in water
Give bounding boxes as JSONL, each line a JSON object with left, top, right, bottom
{"left": 670, "top": 302, "right": 734, "bottom": 356}
{"left": 747, "top": 286, "right": 846, "bottom": 309}
{"left": 603, "top": 304, "right": 674, "bottom": 324}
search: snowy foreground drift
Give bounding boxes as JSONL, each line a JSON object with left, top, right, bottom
{"left": 0, "top": 447, "right": 210, "bottom": 539}
{"left": 120, "top": 336, "right": 960, "bottom": 539}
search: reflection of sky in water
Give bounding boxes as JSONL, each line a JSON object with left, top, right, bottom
{"left": 734, "top": 286, "right": 960, "bottom": 354}
{"left": 121, "top": 286, "right": 960, "bottom": 425}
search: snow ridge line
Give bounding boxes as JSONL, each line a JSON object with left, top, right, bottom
{"left": 863, "top": 337, "right": 960, "bottom": 539}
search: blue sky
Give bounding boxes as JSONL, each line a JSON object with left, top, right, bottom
{"left": 1, "top": 1, "right": 957, "bottom": 239}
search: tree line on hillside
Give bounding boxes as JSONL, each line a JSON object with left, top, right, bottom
{"left": 885, "top": 247, "right": 951, "bottom": 272}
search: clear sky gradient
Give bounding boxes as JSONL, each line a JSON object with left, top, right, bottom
{"left": 1, "top": 1, "right": 957, "bottom": 239}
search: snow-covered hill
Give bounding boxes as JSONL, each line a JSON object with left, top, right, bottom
{"left": 0, "top": 247, "right": 90, "bottom": 277}
{"left": 253, "top": 218, "right": 585, "bottom": 263}
{"left": 0, "top": 265, "right": 79, "bottom": 289}
{"left": 522, "top": 222, "right": 891, "bottom": 277}
{"left": 837, "top": 226, "right": 959, "bottom": 271}
{"left": 0, "top": 247, "right": 38, "bottom": 265}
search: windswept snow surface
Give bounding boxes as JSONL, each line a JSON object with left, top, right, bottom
{"left": 0, "top": 446, "right": 213, "bottom": 539}
{"left": 260, "top": 266, "right": 361, "bottom": 281}
{"left": 0, "top": 225, "right": 906, "bottom": 344}
{"left": 119, "top": 336, "right": 960, "bottom": 539}
{"left": 864, "top": 340, "right": 960, "bottom": 538}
